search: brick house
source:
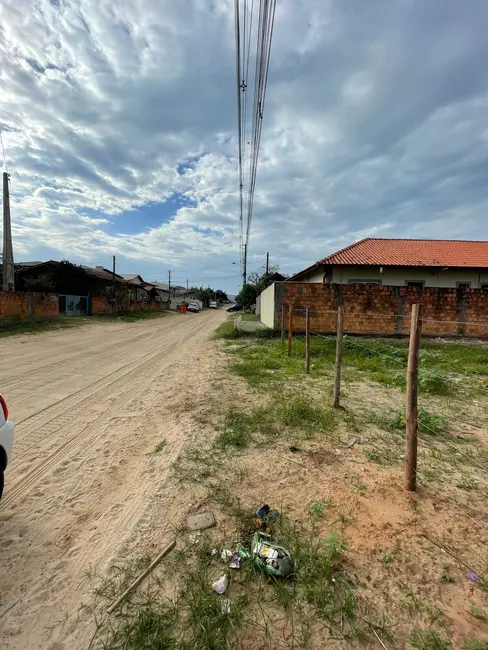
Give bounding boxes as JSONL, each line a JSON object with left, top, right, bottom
{"left": 259, "top": 239, "right": 488, "bottom": 338}
{"left": 289, "top": 238, "right": 488, "bottom": 289}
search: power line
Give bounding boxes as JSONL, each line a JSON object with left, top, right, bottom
{"left": 234, "top": 0, "right": 277, "bottom": 285}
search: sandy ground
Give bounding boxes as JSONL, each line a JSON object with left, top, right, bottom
{"left": 0, "top": 309, "right": 226, "bottom": 649}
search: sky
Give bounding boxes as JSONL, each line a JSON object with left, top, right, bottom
{"left": 1, "top": 0, "right": 488, "bottom": 293}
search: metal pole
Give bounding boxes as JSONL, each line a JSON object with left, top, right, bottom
{"left": 405, "top": 303, "right": 423, "bottom": 491}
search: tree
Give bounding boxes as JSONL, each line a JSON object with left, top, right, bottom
{"left": 235, "top": 283, "right": 258, "bottom": 309}
{"left": 188, "top": 286, "right": 228, "bottom": 307}
{"left": 247, "top": 264, "right": 283, "bottom": 294}
{"left": 235, "top": 264, "right": 285, "bottom": 309}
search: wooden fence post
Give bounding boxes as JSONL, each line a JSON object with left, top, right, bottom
{"left": 281, "top": 306, "right": 285, "bottom": 343}
{"left": 405, "top": 303, "right": 423, "bottom": 491}
{"left": 333, "top": 305, "right": 344, "bottom": 408}
{"left": 305, "top": 307, "right": 310, "bottom": 374}
{"left": 287, "top": 305, "right": 293, "bottom": 357}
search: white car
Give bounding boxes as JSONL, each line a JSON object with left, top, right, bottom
{"left": 187, "top": 301, "right": 200, "bottom": 313}
{"left": 209, "top": 301, "right": 218, "bottom": 309}
{"left": 0, "top": 394, "right": 14, "bottom": 499}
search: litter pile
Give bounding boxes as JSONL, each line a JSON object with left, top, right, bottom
{"left": 187, "top": 504, "right": 294, "bottom": 612}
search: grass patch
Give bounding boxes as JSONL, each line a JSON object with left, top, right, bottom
{"left": 467, "top": 640, "right": 488, "bottom": 650}
{"left": 278, "top": 395, "right": 336, "bottom": 431}
{"left": 375, "top": 408, "right": 446, "bottom": 437}
{"left": 151, "top": 440, "right": 167, "bottom": 454}
{"left": 214, "top": 408, "right": 256, "bottom": 449}
{"left": 0, "top": 317, "right": 80, "bottom": 338}
{"left": 308, "top": 498, "right": 332, "bottom": 517}
{"left": 214, "top": 319, "right": 239, "bottom": 339}
{"left": 410, "top": 627, "right": 452, "bottom": 649}
{"left": 215, "top": 395, "right": 336, "bottom": 451}
{"left": 116, "top": 310, "right": 175, "bottom": 322}
{"left": 91, "top": 545, "right": 247, "bottom": 650}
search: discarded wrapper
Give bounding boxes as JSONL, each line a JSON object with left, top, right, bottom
{"left": 212, "top": 575, "right": 229, "bottom": 594}
{"left": 221, "top": 598, "right": 231, "bottom": 614}
{"left": 229, "top": 553, "right": 241, "bottom": 569}
{"left": 220, "top": 549, "right": 233, "bottom": 561}
{"left": 238, "top": 532, "right": 294, "bottom": 579}
{"left": 253, "top": 504, "right": 280, "bottom": 534}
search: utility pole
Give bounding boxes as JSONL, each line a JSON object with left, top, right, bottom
{"left": 2, "top": 172, "right": 15, "bottom": 291}
{"left": 265, "top": 252, "right": 269, "bottom": 277}
{"left": 112, "top": 255, "right": 117, "bottom": 316}
{"left": 168, "top": 270, "right": 171, "bottom": 304}
{"left": 243, "top": 243, "right": 247, "bottom": 286}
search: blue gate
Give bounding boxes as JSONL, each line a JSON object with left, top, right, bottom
{"left": 58, "top": 295, "right": 89, "bottom": 316}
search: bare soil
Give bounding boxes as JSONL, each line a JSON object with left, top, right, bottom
{"left": 0, "top": 310, "right": 226, "bottom": 649}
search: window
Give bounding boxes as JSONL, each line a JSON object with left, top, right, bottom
{"left": 457, "top": 282, "right": 471, "bottom": 290}
{"left": 406, "top": 281, "right": 424, "bottom": 289}
{"left": 348, "top": 280, "right": 382, "bottom": 285}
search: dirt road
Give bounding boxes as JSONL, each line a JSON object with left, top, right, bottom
{"left": 0, "top": 309, "right": 227, "bottom": 649}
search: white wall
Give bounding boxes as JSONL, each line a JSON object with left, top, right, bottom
{"left": 298, "top": 265, "right": 488, "bottom": 288}
{"left": 260, "top": 282, "right": 276, "bottom": 328}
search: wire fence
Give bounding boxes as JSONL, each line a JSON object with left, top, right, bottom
{"left": 280, "top": 303, "right": 488, "bottom": 567}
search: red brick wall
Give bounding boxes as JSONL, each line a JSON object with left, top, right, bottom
{"left": 0, "top": 291, "right": 58, "bottom": 322}
{"left": 278, "top": 283, "right": 488, "bottom": 337}
{"left": 92, "top": 296, "right": 108, "bottom": 314}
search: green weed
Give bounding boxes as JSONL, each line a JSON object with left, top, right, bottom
{"left": 467, "top": 639, "right": 488, "bottom": 650}
{"left": 215, "top": 408, "right": 254, "bottom": 449}
{"left": 456, "top": 476, "right": 479, "bottom": 491}
{"left": 384, "top": 408, "right": 446, "bottom": 436}
{"left": 308, "top": 499, "right": 331, "bottom": 517}
{"left": 277, "top": 395, "right": 336, "bottom": 437}
{"left": 410, "top": 627, "right": 452, "bottom": 649}
{"left": 151, "top": 440, "right": 167, "bottom": 454}
{"left": 469, "top": 603, "right": 486, "bottom": 620}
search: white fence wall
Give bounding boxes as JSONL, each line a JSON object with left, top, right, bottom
{"left": 259, "top": 283, "right": 276, "bottom": 328}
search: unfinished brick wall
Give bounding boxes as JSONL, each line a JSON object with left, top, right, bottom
{"left": 277, "top": 283, "right": 488, "bottom": 337}
{"left": 91, "top": 296, "right": 107, "bottom": 314}
{"left": 0, "top": 291, "right": 58, "bottom": 324}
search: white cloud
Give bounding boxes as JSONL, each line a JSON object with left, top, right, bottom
{"left": 1, "top": 0, "right": 488, "bottom": 291}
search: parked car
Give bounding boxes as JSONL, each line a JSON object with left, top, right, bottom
{"left": 187, "top": 301, "right": 200, "bottom": 313}
{"left": 227, "top": 304, "right": 243, "bottom": 312}
{"left": 209, "top": 301, "right": 218, "bottom": 309}
{"left": 0, "top": 394, "right": 14, "bottom": 499}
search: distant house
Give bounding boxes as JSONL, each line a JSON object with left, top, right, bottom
{"left": 14, "top": 261, "right": 129, "bottom": 315}
{"left": 288, "top": 238, "right": 488, "bottom": 289}
{"left": 120, "top": 274, "right": 155, "bottom": 302}
{"left": 263, "top": 271, "right": 286, "bottom": 288}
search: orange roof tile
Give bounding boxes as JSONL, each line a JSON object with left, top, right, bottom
{"left": 289, "top": 238, "right": 488, "bottom": 280}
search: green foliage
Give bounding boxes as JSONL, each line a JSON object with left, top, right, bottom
{"left": 216, "top": 408, "right": 254, "bottom": 449}
{"left": 308, "top": 499, "right": 331, "bottom": 517}
{"left": 151, "top": 440, "right": 167, "bottom": 454}
{"left": 387, "top": 408, "right": 446, "bottom": 436}
{"left": 467, "top": 639, "right": 488, "bottom": 650}
{"left": 278, "top": 395, "right": 335, "bottom": 430}
{"left": 410, "top": 628, "right": 452, "bottom": 650}
{"left": 235, "top": 283, "right": 257, "bottom": 309}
